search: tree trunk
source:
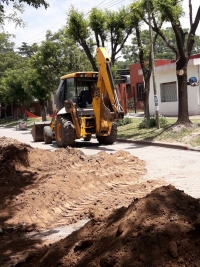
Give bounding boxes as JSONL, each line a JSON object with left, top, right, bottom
{"left": 176, "top": 65, "right": 190, "bottom": 124}
{"left": 1, "top": 103, "right": 6, "bottom": 119}
{"left": 40, "top": 100, "right": 47, "bottom": 121}
{"left": 6, "top": 105, "right": 12, "bottom": 117}
{"left": 143, "top": 79, "right": 150, "bottom": 119}
{"left": 81, "top": 39, "right": 98, "bottom": 71}
{"left": 23, "top": 106, "right": 27, "bottom": 121}
{"left": 13, "top": 101, "right": 18, "bottom": 120}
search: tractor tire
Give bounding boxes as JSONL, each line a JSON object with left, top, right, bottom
{"left": 55, "top": 116, "right": 76, "bottom": 147}
{"left": 43, "top": 126, "right": 53, "bottom": 144}
{"left": 97, "top": 123, "right": 117, "bottom": 145}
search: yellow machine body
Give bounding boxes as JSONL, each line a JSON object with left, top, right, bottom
{"left": 31, "top": 47, "right": 124, "bottom": 147}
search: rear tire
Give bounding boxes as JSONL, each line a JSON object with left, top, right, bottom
{"left": 97, "top": 123, "right": 117, "bottom": 145}
{"left": 43, "top": 126, "right": 52, "bottom": 144}
{"left": 55, "top": 116, "right": 76, "bottom": 147}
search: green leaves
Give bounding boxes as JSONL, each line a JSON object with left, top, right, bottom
{"left": 89, "top": 8, "right": 107, "bottom": 47}
{"left": 0, "top": 0, "right": 49, "bottom": 28}
{"left": 67, "top": 6, "right": 90, "bottom": 42}
{"left": 28, "top": 29, "right": 91, "bottom": 101}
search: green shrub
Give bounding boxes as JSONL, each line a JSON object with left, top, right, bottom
{"left": 138, "top": 118, "right": 151, "bottom": 129}
{"left": 139, "top": 115, "right": 167, "bottom": 129}
{"left": 160, "top": 116, "right": 168, "bottom": 125}
{"left": 117, "top": 117, "right": 133, "bottom": 126}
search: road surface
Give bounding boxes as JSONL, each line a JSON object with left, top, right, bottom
{"left": 1, "top": 126, "right": 200, "bottom": 199}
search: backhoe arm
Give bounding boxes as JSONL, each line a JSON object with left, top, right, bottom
{"left": 92, "top": 47, "right": 124, "bottom": 134}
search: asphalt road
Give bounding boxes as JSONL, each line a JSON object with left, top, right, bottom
{"left": 1, "top": 126, "right": 200, "bottom": 199}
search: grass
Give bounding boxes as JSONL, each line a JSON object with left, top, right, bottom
{"left": 1, "top": 115, "right": 200, "bottom": 149}
{"left": 0, "top": 117, "right": 51, "bottom": 130}
{"left": 117, "top": 117, "right": 200, "bottom": 149}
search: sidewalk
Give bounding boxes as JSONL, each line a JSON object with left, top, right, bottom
{"left": 125, "top": 112, "right": 200, "bottom": 120}
{"left": 121, "top": 112, "right": 200, "bottom": 152}
{"left": 117, "top": 137, "right": 200, "bottom": 152}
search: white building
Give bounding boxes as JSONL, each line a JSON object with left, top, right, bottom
{"left": 139, "top": 55, "right": 200, "bottom": 116}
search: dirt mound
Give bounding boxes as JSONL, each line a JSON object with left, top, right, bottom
{"left": 0, "top": 137, "right": 165, "bottom": 267}
{"left": 0, "top": 137, "right": 151, "bottom": 229}
{"left": 18, "top": 185, "right": 200, "bottom": 267}
{"left": 2, "top": 137, "right": 199, "bottom": 266}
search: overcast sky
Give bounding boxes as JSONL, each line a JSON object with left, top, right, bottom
{"left": 3, "top": 0, "right": 200, "bottom": 50}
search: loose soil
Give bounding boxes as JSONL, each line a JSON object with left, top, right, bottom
{"left": 0, "top": 137, "right": 200, "bottom": 267}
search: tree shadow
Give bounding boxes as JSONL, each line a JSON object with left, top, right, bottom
{"left": 118, "top": 123, "right": 177, "bottom": 141}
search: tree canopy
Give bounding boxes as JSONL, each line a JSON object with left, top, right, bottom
{"left": 66, "top": 6, "right": 135, "bottom": 68}
{"left": 0, "top": 0, "right": 49, "bottom": 28}
{"left": 1, "top": 0, "right": 200, "bottom": 122}
{"left": 0, "top": 0, "right": 49, "bottom": 13}
{"left": 130, "top": 0, "right": 200, "bottom": 123}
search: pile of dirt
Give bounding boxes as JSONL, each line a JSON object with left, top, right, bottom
{"left": 19, "top": 185, "right": 200, "bottom": 267}
{"left": 0, "top": 137, "right": 154, "bottom": 230}
{"left": 1, "top": 137, "right": 200, "bottom": 266}
{"left": 0, "top": 137, "right": 163, "bottom": 267}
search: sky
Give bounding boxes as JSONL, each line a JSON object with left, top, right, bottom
{"left": 3, "top": 0, "right": 132, "bottom": 49}
{"left": 3, "top": 0, "right": 200, "bottom": 50}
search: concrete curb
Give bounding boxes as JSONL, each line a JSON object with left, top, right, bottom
{"left": 117, "top": 138, "right": 200, "bottom": 152}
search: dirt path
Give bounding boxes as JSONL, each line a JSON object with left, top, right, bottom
{"left": 1, "top": 137, "right": 200, "bottom": 267}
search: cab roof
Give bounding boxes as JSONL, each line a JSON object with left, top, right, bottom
{"left": 60, "top": 72, "right": 98, "bottom": 80}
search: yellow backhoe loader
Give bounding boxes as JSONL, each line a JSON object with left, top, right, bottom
{"left": 31, "top": 47, "right": 124, "bottom": 147}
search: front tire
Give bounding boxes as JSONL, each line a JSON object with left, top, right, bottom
{"left": 97, "top": 123, "right": 117, "bottom": 145}
{"left": 55, "top": 116, "right": 76, "bottom": 147}
{"left": 43, "top": 126, "right": 52, "bottom": 144}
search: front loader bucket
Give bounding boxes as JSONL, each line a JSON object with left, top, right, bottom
{"left": 31, "top": 121, "right": 51, "bottom": 142}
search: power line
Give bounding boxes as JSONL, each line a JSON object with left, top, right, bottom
{"left": 99, "top": 0, "right": 125, "bottom": 9}
{"left": 24, "top": 17, "right": 67, "bottom": 43}
{"left": 18, "top": 0, "right": 128, "bottom": 47}
{"left": 24, "top": 0, "right": 110, "bottom": 45}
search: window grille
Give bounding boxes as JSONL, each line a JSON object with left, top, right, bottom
{"left": 137, "top": 83, "right": 144, "bottom": 101}
{"left": 160, "top": 82, "right": 177, "bottom": 102}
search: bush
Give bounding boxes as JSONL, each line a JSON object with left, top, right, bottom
{"left": 117, "top": 117, "right": 133, "bottom": 126}
{"left": 139, "top": 115, "right": 167, "bottom": 129}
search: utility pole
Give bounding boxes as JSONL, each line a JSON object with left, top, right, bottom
{"left": 147, "top": 0, "right": 160, "bottom": 129}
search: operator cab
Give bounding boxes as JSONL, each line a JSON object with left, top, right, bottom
{"left": 56, "top": 72, "right": 98, "bottom": 112}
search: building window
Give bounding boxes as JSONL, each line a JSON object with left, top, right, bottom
{"left": 126, "top": 84, "right": 131, "bottom": 94}
{"left": 160, "top": 82, "right": 177, "bottom": 102}
{"left": 137, "top": 83, "right": 144, "bottom": 101}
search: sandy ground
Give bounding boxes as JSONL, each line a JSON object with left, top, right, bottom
{"left": 0, "top": 137, "right": 200, "bottom": 267}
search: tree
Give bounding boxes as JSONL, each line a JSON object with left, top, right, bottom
{"left": 191, "top": 35, "right": 200, "bottom": 54}
{"left": 135, "top": 0, "right": 200, "bottom": 124}
{"left": 67, "top": 6, "right": 97, "bottom": 71}
{"left": 122, "top": 28, "right": 179, "bottom": 62}
{"left": 0, "top": 0, "right": 49, "bottom": 13}
{"left": 0, "top": 32, "right": 29, "bottom": 117}
{"left": 89, "top": 8, "right": 107, "bottom": 48}
{"left": 0, "top": 0, "right": 49, "bottom": 28}
{"left": 0, "top": 67, "right": 33, "bottom": 119}
{"left": 67, "top": 6, "right": 135, "bottom": 68}
{"left": 23, "top": 67, "right": 50, "bottom": 121}
{"left": 17, "top": 42, "right": 38, "bottom": 57}
{"left": 29, "top": 29, "right": 91, "bottom": 120}
{"left": 115, "top": 60, "right": 132, "bottom": 70}
{"left": 128, "top": 1, "right": 165, "bottom": 119}
{"left": 0, "top": 33, "right": 16, "bottom": 80}
{"left": 105, "top": 7, "right": 135, "bottom": 64}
